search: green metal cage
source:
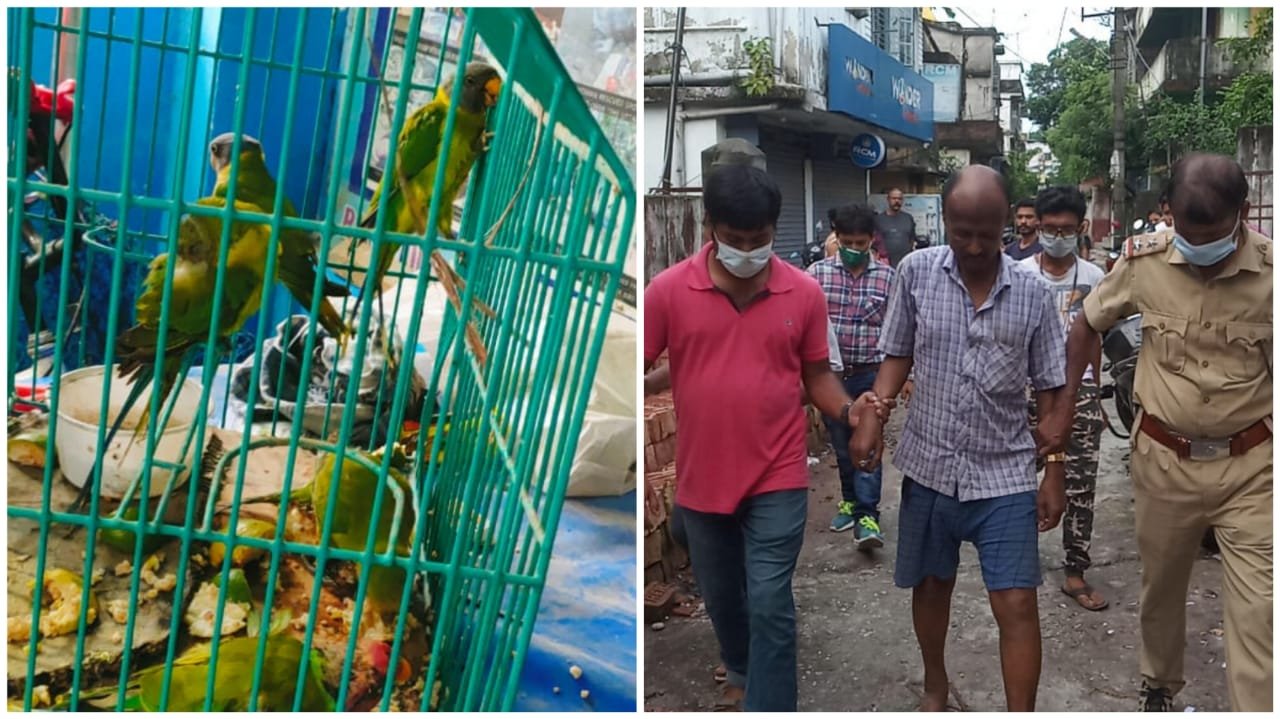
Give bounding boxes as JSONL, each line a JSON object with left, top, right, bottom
{"left": 7, "top": 6, "right": 633, "bottom": 711}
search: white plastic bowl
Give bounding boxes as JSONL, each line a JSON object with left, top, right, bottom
{"left": 54, "top": 365, "right": 205, "bottom": 498}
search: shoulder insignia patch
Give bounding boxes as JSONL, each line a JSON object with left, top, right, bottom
{"left": 1123, "top": 231, "right": 1170, "bottom": 259}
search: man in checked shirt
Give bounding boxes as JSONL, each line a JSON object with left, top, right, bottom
{"left": 807, "top": 203, "right": 895, "bottom": 548}
{"left": 851, "top": 166, "right": 1068, "bottom": 711}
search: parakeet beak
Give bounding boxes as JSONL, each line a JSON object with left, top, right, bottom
{"left": 395, "top": 656, "right": 413, "bottom": 684}
{"left": 484, "top": 77, "right": 502, "bottom": 107}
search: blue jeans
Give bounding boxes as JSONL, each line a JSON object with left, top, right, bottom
{"left": 822, "top": 369, "right": 883, "bottom": 521}
{"left": 680, "top": 489, "right": 807, "bottom": 712}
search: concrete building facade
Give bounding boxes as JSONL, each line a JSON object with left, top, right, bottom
{"left": 920, "top": 20, "right": 1004, "bottom": 170}
{"left": 998, "top": 61, "right": 1025, "bottom": 157}
{"left": 1134, "top": 7, "right": 1270, "bottom": 99}
{"left": 643, "top": 7, "right": 935, "bottom": 265}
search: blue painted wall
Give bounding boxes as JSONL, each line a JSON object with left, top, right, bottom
{"left": 12, "top": 7, "right": 348, "bottom": 358}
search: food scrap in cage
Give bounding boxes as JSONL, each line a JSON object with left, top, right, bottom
{"left": 201, "top": 439, "right": 433, "bottom": 711}
{"left": 9, "top": 424, "right": 436, "bottom": 711}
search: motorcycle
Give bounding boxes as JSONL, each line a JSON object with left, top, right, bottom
{"left": 801, "top": 232, "right": 828, "bottom": 268}
{"left": 1100, "top": 313, "right": 1141, "bottom": 433}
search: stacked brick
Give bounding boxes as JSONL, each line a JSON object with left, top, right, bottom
{"left": 644, "top": 392, "right": 678, "bottom": 473}
{"left": 643, "top": 353, "right": 688, "bottom": 587}
{"left": 806, "top": 404, "right": 830, "bottom": 455}
{"left": 644, "top": 389, "right": 683, "bottom": 584}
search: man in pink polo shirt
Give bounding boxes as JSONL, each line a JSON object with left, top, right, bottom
{"left": 644, "top": 163, "right": 885, "bottom": 711}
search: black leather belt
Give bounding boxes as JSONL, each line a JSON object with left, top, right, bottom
{"left": 842, "top": 362, "right": 880, "bottom": 378}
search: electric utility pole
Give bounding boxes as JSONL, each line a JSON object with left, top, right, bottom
{"left": 1110, "top": 7, "right": 1127, "bottom": 250}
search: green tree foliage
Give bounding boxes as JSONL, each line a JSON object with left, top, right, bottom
{"left": 1218, "top": 9, "right": 1273, "bottom": 130}
{"left": 1005, "top": 148, "right": 1042, "bottom": 201}
{"left": 1141, "top": 9, "right": 1272, "bottom": 162}
{"left": 1043, "top": 72, "right": 1113, "bottom": 182}
{"left": 1027, "top": 37, "right": 1140, "bottom": 184}
{"left": 1029, "top": 9, "right": 1272, "bottom": 184}
{"left": 1218, "top": 72, "right": 1273, "bottom": 129}
{"left": 1142, "top": 94, "right": 1236, "bottom": 159}
{"left": 1024, "top": 37, "right": 1110, "bottom": 130}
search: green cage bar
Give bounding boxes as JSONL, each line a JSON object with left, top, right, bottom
{"left": 6, "top": 6, "right": 633, "bottom": 711}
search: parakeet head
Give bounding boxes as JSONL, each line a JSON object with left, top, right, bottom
{"left": 444, "top": 61, "right": 502, "bottom": 114}
{"left": 209, "top": 132, "right": 264, "bottom": 174}
{"left": 369, "top": 441, "right": 414, "bottom": 474}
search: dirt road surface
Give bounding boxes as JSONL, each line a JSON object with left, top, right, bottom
{"left": 644, "top": 412, "right": 1230, "bottom": 712}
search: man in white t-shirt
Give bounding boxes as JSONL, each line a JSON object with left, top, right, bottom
{"left": 1021, "top": 185, "right": 1110, "bottom": 612}
{"left": 826, "top": 318, "right": 844, "bottom": 373}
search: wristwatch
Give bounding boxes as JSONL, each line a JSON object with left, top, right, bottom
{"left": 841, "top": 400, "right": 855, "bottom": 427}
{"left": 1045, "top": 452, "right": 1067, "bottom": 464}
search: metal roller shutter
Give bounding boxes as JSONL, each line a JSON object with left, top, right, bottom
{"left": 759, "top": 130, "right": 808, "bottom": 267}
{"left": 812, "top": 150, "right": 869, "bottom": 226}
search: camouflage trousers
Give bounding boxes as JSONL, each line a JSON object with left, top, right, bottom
{"left": 1028, "top": 385, "right": 1105, "bottom": 574}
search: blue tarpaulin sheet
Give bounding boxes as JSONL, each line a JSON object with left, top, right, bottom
{"left": 514, "top": 492, "right": 637, "bottom": 712}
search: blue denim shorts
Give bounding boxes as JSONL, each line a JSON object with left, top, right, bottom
{"left": 893, "top": 477, "right": 1042, "bottom": 591}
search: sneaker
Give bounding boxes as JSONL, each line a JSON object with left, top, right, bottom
{"left": 830, "top": 501, "right": 856, "bottom": 532}
{"left": 853, "top": 516, "right": 884, "bottom": 551}
{"left": 1139, "top": 682, "right": 1173, "bottom": 712}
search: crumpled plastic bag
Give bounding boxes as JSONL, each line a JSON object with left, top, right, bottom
{"left": 225, "top": 307, "right": 427, "bottom": 447}
{"left": 566, "top": 310, "right": 636, "bottom": 497}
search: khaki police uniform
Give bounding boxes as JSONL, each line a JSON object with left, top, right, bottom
{"left": 1083, "top": 228, "right": 1273, "bottom": 711}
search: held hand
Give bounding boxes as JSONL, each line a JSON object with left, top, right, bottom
{"left": 1035, "top": 407, "right": 1070, "bottom": 457}
{"left": 900, "top": 380, "right": 914, "bottom": 407}
{"left": 1037, "top": 462, "right": 1067, "bottom": 532}
{"left": 849, "top": 406, "right": 885, "bottom": 471}
{"left": 856, "top": 391, "right": 896, "bottom": 424}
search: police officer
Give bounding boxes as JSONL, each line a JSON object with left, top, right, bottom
{"left": 1045, "top": 153, "right": 1272, "bottom": 711}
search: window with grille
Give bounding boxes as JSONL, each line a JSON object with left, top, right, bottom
{"left": 871, "top": 8, "right": 889, "bottom": 50}
{"left": 872, "top": 8, "right": 917, "bottom": 68}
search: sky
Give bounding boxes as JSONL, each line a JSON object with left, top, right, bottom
{"left": 940, "top": 6, "right": 1113, "bottom": 67}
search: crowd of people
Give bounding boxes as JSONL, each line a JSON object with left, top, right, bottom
{"left": 644, "top": 139, "right": 1272, "bottom": 712}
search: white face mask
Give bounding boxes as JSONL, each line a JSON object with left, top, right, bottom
{"left": 1038, "top": 231, "right": 1078, "bottom": 258}
{"left": 716, "top": 237, "right": 773, "bottom": 278}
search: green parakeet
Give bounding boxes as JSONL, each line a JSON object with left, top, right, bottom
{"left": 358, "top": 61, "right": 501, "bottom": 294}
{"left": 57, "top": 628, "right": 333, "bottom": 711}
{"left": 66, "top": 200, "right": 275, "bottom": 515}
{"left": 208, "top": 133, "right": 351, "bottom": 344}
{"left": 134, "top": 633, "right": 334, "bottom": 711}
{"left": 56, "top": 628, "right": 412, "bottom": 711}
{"left": 310, "top": 446, "right": 416, "bottom": 616}
{"left": 240, "top": 445, "right": 416, "bottom": 616}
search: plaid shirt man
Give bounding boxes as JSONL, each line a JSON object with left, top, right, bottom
{"left": 806, "top": 256, "right": 894, "bottom": 367}
{"left": 878, "top": 246, "right": 1066, "bottom": 501}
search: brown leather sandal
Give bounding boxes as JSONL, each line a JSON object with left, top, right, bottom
{"left": 713, "top": 684, "right": 743, "bottom": 712}
{"left": 1061, "top": 582, "right": 1110, "bottom": 611}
